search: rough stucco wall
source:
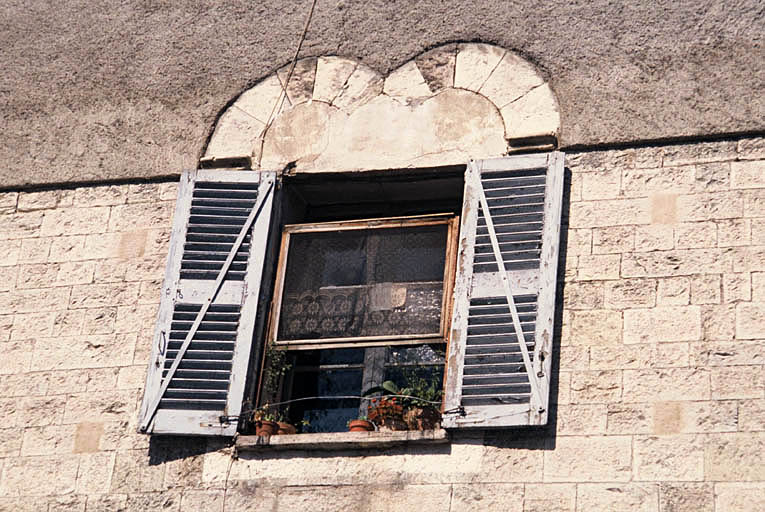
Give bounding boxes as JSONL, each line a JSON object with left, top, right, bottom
{"left": 0, "top": 139, "right": 763, "bottom": 510}
{"left": 1, "top": 0, "right": 763, "bottom": 188}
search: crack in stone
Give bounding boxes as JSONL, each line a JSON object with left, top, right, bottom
{"left": 499, "top": 82, "right": 547, "bottom": 111}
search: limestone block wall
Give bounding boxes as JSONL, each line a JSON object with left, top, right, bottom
{"left": 0, "top": 139, "right": 763, "bottom": 511}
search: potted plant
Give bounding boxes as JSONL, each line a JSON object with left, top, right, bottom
{"left": 363, "top": 381, "right": 406, "bottom": 431}
{"left": 252, "top": 404, "right": 279, "bottom": 436}
{"left": 275, "top": 407, "right": 297, "bottom": 435}
{"left": 347, "top": 416, "right": 375, "bottom": 432}
{"left": 399, "top": 372, "right": 443, "bottom": 430}
{"left": 363, "top": 378, "right": 442, "bottom": 431}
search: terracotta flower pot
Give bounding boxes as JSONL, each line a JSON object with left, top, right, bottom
{"left": 348, "top": 419, "right": 375, "bottom": 432}
{"left": 369, "top": 399, "right": 407, "bottom": 431}
{"left": 255, "top": 420, "right": 279, "bottom": 436}
{"left": 404, "top": 406, "right": 441, "bottom": 430}
{"left": 368, "top": 398, "right": 407, "bottom": 430}
{"left": 277, "top": 422, "right": 297, "bottom": 435}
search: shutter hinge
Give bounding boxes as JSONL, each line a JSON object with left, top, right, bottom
{"left": 442, "top": 406, "right": 466, "bottom": 417}
{"left": 218, "top": 415, "right": 237, "bottom": 425}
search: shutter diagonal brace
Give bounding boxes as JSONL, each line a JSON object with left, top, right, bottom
{"left": 471, "top": 163, "right": 543, "bottom": 412}
{"left": 139, "top": 179, "right": 275, "bottom": 433}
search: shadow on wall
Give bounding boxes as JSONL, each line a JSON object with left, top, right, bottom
{"left": 148, "top": 434, "right": 216, "bottom": 465}
{"left": 478, "top": 166, "right": 572, "bottom": 452}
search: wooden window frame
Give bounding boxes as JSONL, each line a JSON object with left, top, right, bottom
{"left": 267, "top": 213, "right": 460, "bottom": 351}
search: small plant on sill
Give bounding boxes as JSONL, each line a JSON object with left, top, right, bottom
{"left": 363, "top": 378, "right": 442, "bottom": 431}
{"left": 347, "top": 415, "right": 375, "bottom": 432}
{"left": 251, "top": 403, "right": 280, "bottom": 436}
{"left": 251, "top": 404, "right": 305, "bottom": 435}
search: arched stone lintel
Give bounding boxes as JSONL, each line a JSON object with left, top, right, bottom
{"left": 203, "top": 43, "right": 560, "bottom": 172}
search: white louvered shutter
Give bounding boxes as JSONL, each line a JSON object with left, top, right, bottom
{"left": 137, "top": 169, "right": 275, "bottom": 435}
{"left": 443, "top": 153, "right": 564, "bottom": 428}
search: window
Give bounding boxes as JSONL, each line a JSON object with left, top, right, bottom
{"left": 260, "top": 215, "right": 459, "bottom": 432}
{"left": 271, "top": 215, "right": 459, "bottom": 348}
{"left": 137, "top": 153, "right": 565, "bottom": 436}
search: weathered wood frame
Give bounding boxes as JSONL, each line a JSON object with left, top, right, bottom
{"left": 267, "top": 214, "right": 460, "bottom": 350}
{"left": 137, "top": 169, "right": 276, "bottom": 436}
{"left": 442, "top": 153, "right": 564, "bottom": 429}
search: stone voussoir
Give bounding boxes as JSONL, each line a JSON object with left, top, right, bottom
{"left": 205, "top": 43, "right": 561, "bottom": 168}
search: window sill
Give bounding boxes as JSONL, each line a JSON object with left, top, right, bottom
{"left": 235, "top": 428, "right": 449, "bottom": 451}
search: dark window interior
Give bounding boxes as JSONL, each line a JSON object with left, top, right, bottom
{"left": 280, "top": 165, "right": 465, "bottom": 223}
{"left": 283, "top": 345, "right": 446, "bottom": 433}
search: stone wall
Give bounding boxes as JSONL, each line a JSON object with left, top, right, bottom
{"left": 0, "top": 139, "right": 763, "bottom": 511}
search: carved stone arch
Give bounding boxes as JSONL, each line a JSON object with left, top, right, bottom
{"left": 203, "top": 43, "right": 560, "bottom": 172}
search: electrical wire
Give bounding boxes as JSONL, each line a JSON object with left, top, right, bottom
{"left": 255, "top": 0, "right": 318, "bottom": 170}
{"left": 236, "top": 393, "right": 445, "bottom": 419}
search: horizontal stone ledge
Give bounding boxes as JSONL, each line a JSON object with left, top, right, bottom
{"left": 236, "top": 428, "right": 449, "bottom": 451}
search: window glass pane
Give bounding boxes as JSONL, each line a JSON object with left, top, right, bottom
{"left": 285, "top": 349, "right": 363, "bottom": 433}
{"left": 278, "top": 224, "right": 448, "bottom": 341}
{"left": 388, "top": 344, "right": 446, "bottom": 366}
{"left": 279, "top": 345, "right": 445, "bottom": 433}
{"left": 292, "top": 348, "right": 365, "bottom": 366}
{"left": 289, "top": 368, "right": 362, "bottom": 433}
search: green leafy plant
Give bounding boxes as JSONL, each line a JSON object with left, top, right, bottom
{"left": 363, "top": 375, "right": 442, "bottom": 408}
{"left": 252, "top": 403, "right": 278, "bottom": 422}
{"left": 262, "top": 343, "right": 292, "bottom": 399}
{"left": 363, "top": 370, "right": 444, "bottom": 430}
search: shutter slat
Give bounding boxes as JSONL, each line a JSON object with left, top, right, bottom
{"left": 169, "top": 331, "right": 237, "bottom": 341}
{"left": 163, "top": 360, "right": 232, "bottom": 371}
{"left": 194, "top": 181, "right": 259, "bottom": 191}
{"left": 184, "top": 242, "right": 251, "bottom": 252}
{"left": 473, "top": 251, "right": 542, "bottom": 264}
{"left": 190, "top": 206, "right": 252, "bottom": 216}
{"left": 163, "top": 369, "right": 230, "bottom": 380}
{"left": 467, "top": 313, "right": 536, "bottom": 325}
{"left": 158, "top": 399, "right": 227, "bottom": 411}
{"left": 192, "top": 199, "right": 258, "bottom": 209}
{"left": 463, "top": 374, "right": 530, "bottom": 385}
{"left": 480, "top": 168, "right": 546, "bottom": 181}
{"left": 463, "top": 363, "right": 526, "bottom": 375}
{"left": 164, "top": 389, "right": 229, "bottom": 400}
{"left": 167, "top": 379, "right": 230, "bottom": 390}
{"left": 461, "top": 395, "right": 530, "bottom": 406}
{"left": 170, "top": 321, "right": 239, "bottom": 331}
{"left": 477, "top": 223, "right": 544, "bottom": 235}
{"left": 464, "top": 352, "right": 529, "bottom": 364}
{"left": 180, "top": 261, "right": 248, "bottom": 272}
{"left": 186, "top": 225, "right": 244, "bottom": 235}
{"left": 167, "top": 341, "right": 235, "bottom": 351}
{"left": 166, "top": 349, "right": 234, "bottom": 360}
{"left": 193, "top": 189, "right": 258, "bottom": 200}
{"left": 464, "top": 343, "right": 535, "bottom": 355}
{"left": 188, "top": 215, "right": 248, "bottom": 225}
{"left": 474, "top": 242, "right": 541, "bottom": 253}
{"left": 466, "top": 334, "right": 536, "bottom": 345}
{"left": 186, "top": 233, "right": 251, "bottom": 243}
{"left": 179, "top": 270, "right": 247, "bottom": 280}
{"left": 473, "top": 260, "right": 539, "bottom": 273}
{"left": 461, "top": 383, "right": 532, "bottom": 395}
